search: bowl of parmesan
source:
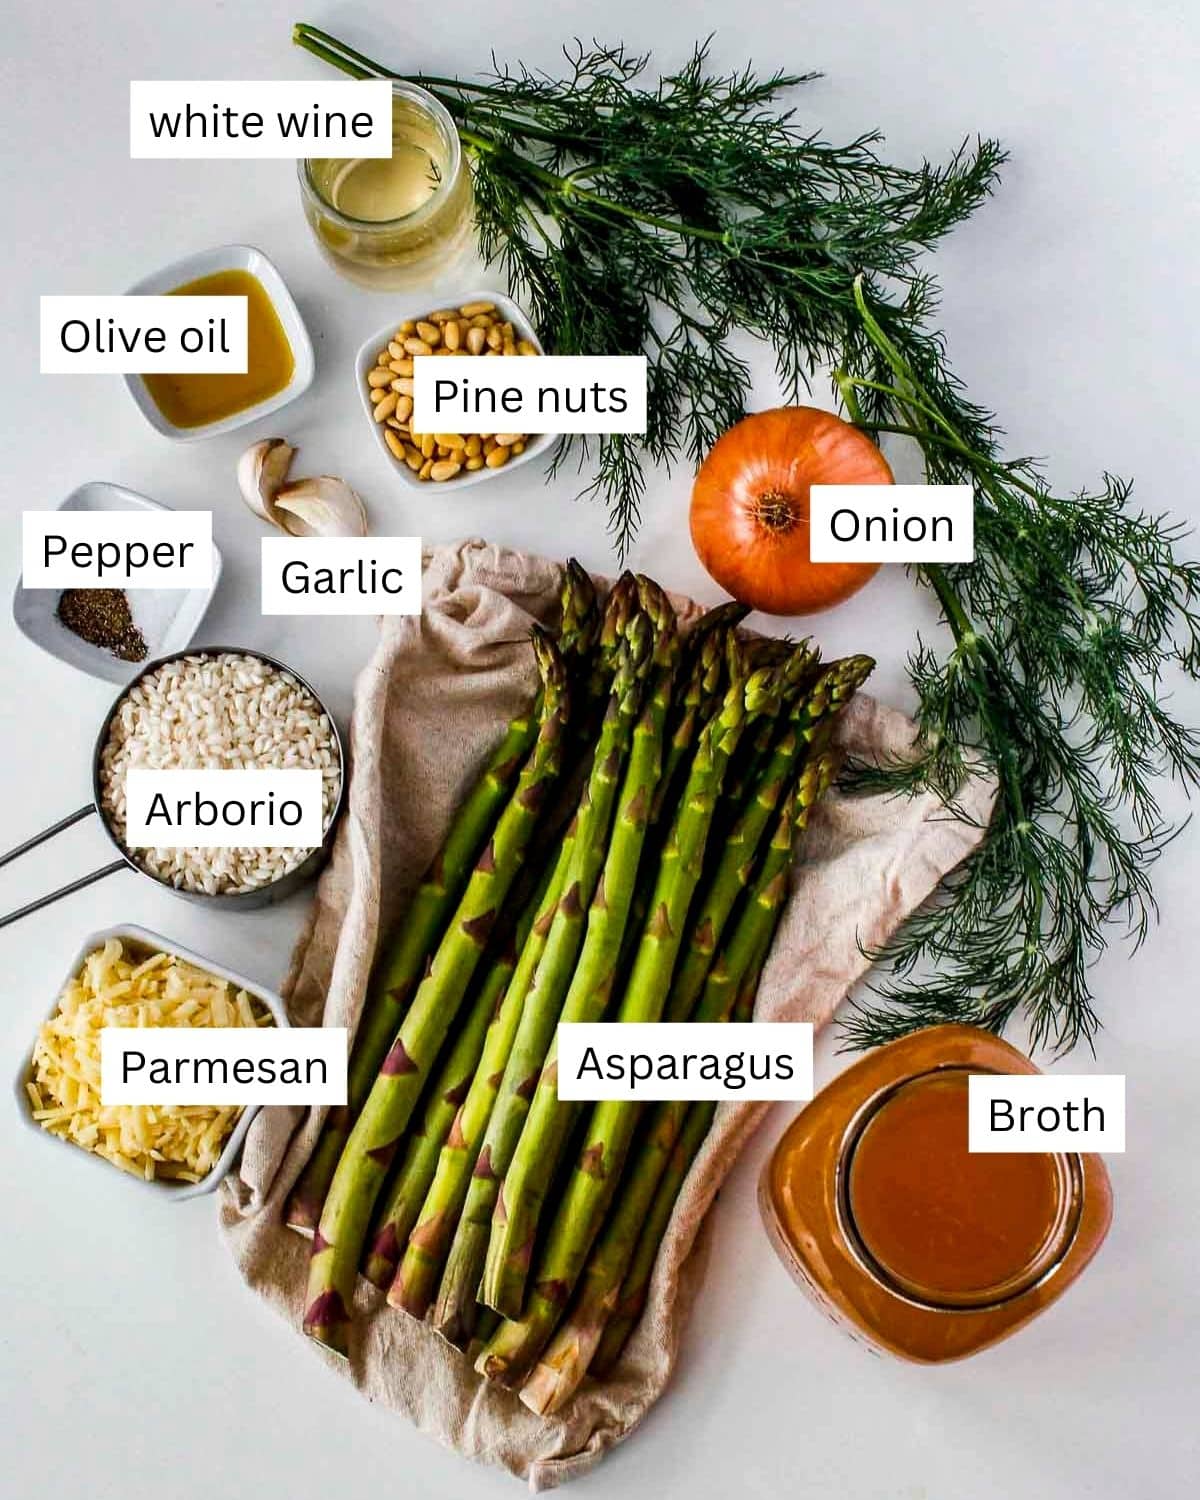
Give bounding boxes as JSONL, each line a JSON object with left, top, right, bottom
{"left": 17, "top": 926, "right": 288, "bottom": 1198}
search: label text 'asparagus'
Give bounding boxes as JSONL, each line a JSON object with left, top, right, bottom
{"left": 556, "top": 1022, "right": 815, "bottom": 1101}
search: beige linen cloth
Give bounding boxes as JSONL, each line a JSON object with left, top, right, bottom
{"left": 219, "top": 538, "right": 994, "bottom": 1489}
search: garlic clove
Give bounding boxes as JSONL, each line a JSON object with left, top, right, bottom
{"left": 273, "top": 476, "right": 368, "bottom": 538}
{"left": 237, "top": 439, "right": 296, "bottom": 526}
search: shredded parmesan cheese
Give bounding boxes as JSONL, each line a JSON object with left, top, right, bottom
{"left": 29, "top": 938, "right": 272, "bottom": 1184}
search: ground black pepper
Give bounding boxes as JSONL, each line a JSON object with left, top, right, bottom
{"left": 57, "top": 589, "right": 148, "bottom": 662}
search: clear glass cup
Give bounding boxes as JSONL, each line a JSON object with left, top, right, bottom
{"left": 760, "top": 1025, "right": 1113, "bottom": 1362}
{"left": 298, "top": 81, "right": 476, "bottom": 290}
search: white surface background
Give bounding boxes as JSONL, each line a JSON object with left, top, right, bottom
{"left": 2, "top": 1, "right": 1197, "bottom": 1495}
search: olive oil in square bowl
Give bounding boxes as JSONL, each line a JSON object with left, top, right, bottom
{"left": 300, "top": 81, "right": 476, "bottom": 289}
{"left": 124, "top": 244, "right": 314, "bottom": 439}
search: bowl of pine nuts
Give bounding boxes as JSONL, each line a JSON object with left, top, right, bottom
{"left": 355, "top": 291, "right": 553, "bottom": 490}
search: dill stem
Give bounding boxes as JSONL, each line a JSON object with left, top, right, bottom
{"left": 838, "top": 365, "right": 1041, "bottom": 937}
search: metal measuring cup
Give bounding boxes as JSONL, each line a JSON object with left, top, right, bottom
{"left": 0, "top": 646, "right": 346, "bottom": 929}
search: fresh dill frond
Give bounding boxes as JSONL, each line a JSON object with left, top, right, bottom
{"left": 295, "top": 26, "right": 1003, "bottom": 558}
{"left": 295, "top": 23, "right": 1200, "bottom": 1054}
{"left": 837, "top": 281, "right": 1200, "bottom": 1054}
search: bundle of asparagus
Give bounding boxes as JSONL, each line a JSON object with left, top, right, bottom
{"left": 292, "top": 561, "right": 872, "bottom": 1404}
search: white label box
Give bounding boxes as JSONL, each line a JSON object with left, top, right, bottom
{"left": 22, "top": 508, "right": 214, "bottom": 588}
{"left": 968, "top": 1074, "right": 1125, "bottom": 1152}
{"left": 101, "top": 1027, "right": 348, "bottom": 1105}
{"left": 130, "top": 80, "right": 393, "bottom": 159}
{"left": 260, "top": 536, "right": 423, "bottom": 615}
{"left": 413, "top": 355, "right": 648, "bottom": 434}
{"left": 40, "top": 295, "right": 248, "bottom": 374}
{"left": 810, "top": 484, "right": 975, "bottom": 563}
{"left": 124, "top": 769, "right": 325, "bottom": 849}
{"left": 556, "top": 1022, "right": 814, "bottom": 1102}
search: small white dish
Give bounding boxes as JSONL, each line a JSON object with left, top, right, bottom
{"left": 354, "top": 288, "right": 554, "bottom": 491}
{"left": 14, "top": 924, "right": 290, "bottom": 1202}
{"left": 12, "top": 482, "right": 223, "bottom": 684}
{"left": 123, "top": 243, "right": 315, "bottom": 440}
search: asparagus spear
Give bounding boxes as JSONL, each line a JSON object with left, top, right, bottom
{"left": 405, "top": 801, "right": 580, "bottom": 1346}
{"left": 476, "top": 666, "right": 778, "bottom": 1365}
{"left": 520, "top": 761, "right": 836, "bottom": 1412}
{"left": 652, "top": 606, "right": 743, "bottom": 825}
{"left": 669, "top": 655, "right": 872, "bottom": 1026}
{"left": 359, "top": 866, "right": 547, "bottom": 1288}
{"left": 286, "top": 565, "right": 596, "bottom": 1233}
{"left": 616, "top": 610, "right": 745, "bottom": 989}
{"left": 400, "top": 580, "right": 642, "bottom": 1343}
{"left": 363, "top": 582, "right": 635, "bottom": 1291}
{"left": 388, "top": 604, "right": 656, "bottom": 1318}
{"left": 589, "top": 1098, "right": 718, "bottom": 1378}
{"left": 557, "top": 558, "right": 601, "bottom": 665}
{"left": 431, "top": 587, "right": 681, "bottom": 1341}
{"left": 476, "top": 583, "right": 683, "bottom": 1317}
{"left": 302, "top": 630, "right": 570, "bottom": 1356}
{"left": 587, "top": 763, "right": 835, "bottom": 1390}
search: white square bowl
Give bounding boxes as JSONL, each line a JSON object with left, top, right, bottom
{"left": 123, "top": 243, "right": 315, "bottom": 440}
{"left": 12, "top": 481, "right": 223, "bottom": 684}
{"left": 14, "top": 924, "right": 290, "bottom": 1202}
{"left": 354, "top": 288, "right": 555, "bottom": 491}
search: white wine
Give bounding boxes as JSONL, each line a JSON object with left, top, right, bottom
{"left": 300, "top": 81, "right": 475, "bottom": 288}
{"left": 311, "top": 96, "right": 446, "bottom": 222}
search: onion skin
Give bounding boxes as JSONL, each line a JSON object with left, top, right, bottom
{"left": 690, "top": 406, "right": 893, "bottom": 615}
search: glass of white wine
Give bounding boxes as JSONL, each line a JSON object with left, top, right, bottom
{"left": 299, "top": 81, "right": 476, "bottom": 289}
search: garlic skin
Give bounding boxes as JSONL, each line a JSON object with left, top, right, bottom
{"left": 273, "top": 477, "right": 368, "bottom": 539}
{"left": 237, "top": 439, "right": 296, "bottom": 525}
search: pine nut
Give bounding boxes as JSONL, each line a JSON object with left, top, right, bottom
{"left": 367, "top": 302, "right": 540, "bottom": 482}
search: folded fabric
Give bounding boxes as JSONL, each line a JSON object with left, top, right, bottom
{"left": 219, "top": 538, "right": 995, "bottom": 1489}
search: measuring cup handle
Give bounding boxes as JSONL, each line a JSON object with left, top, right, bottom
{"left": 0, "top": 804, "right": 95, "bottom": 872}
{"left": 0, "top": 860, "right": 127, "bottom": 931}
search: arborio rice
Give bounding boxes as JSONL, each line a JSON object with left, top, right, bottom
{"left": 99, "top": 652, "right": 341, "bottom": 895}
